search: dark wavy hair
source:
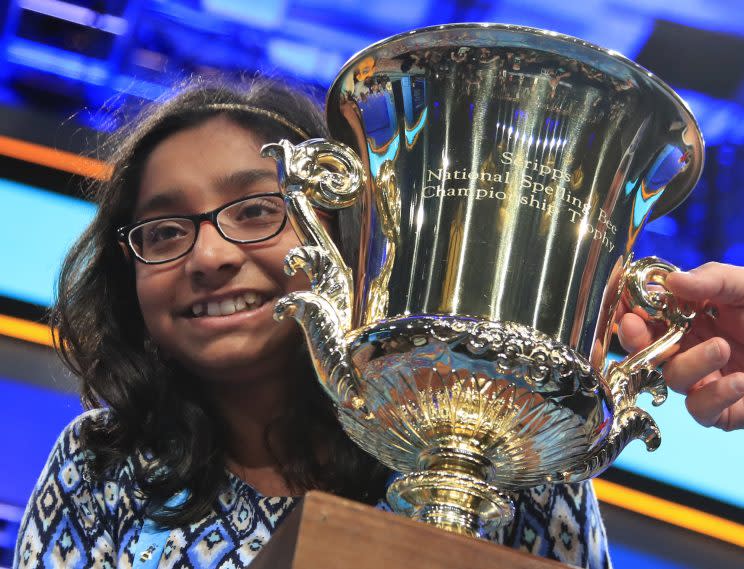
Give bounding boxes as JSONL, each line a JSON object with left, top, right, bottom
{"left": 52, "top": 77, "right": 389, "bottom": 525}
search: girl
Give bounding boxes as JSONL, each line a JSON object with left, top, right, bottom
{"left": 15, "top": 77, "right": 626, "bottom": 568}
{"left": 15, "top": 79, "right": 389, "bottom": 568}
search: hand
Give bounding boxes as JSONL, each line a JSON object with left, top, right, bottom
{"left": 618, "top": 262, "right": 744, "bottom": 431}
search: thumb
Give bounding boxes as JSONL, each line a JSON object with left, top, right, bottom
{"left": 617, "top": 312, "right": 654, "bottom": 353}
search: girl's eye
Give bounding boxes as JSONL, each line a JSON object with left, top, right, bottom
{"left": 235, "top": 204, "right": 267, "bottom": 220}
{"left": 145, "top": 221, "right": 189, "bottom": 244}
{"left": 230, "top": 198, "right": 284, "bottom": 222}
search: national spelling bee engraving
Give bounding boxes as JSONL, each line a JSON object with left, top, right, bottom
{"left": 422, "top": 160, "right": 619, "bottom": 252}
{"left": 263, "top": 24, "right": 703, "bottom": 537}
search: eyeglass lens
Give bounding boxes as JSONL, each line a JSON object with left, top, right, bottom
{"left": 128, "top": 194, "right": 286, "bottom": 262}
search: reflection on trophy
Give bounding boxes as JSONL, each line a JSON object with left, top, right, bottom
{"left": 262, "top": 23, "right": 703, "bottom": 537}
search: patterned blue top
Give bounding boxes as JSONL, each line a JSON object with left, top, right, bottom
{"left": 15, "top": 412, "right": 612, "bottom": 568}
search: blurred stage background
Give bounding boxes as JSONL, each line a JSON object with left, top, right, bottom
{"left": 0, "top": 1, "right": 742, "bottom": 567}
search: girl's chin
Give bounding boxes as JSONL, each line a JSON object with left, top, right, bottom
{"left": 175, "top": 332, "right": 303, "bottom": 382}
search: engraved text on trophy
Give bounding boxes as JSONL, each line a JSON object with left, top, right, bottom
{"left": 422, "top": 155, "right": 619, "bottom": 252}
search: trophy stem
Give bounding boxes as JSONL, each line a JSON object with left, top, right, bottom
{"left": 415, "top": 501, "right": 483, "bottom": 537}
{"left": 387, "top": 448, "right": 515, "bottom": 538}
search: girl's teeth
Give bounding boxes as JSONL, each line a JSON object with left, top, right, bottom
{"left": 220, "top": 299, "right": 237, "bottom": 315}
{"left": 193, "top": 294, "right": 266, "bottom": 317}
{"left": 207, "top": 301, "right": 220, "bottom": 316}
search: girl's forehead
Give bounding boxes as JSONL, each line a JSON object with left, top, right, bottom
{"left": 134, "top": 117, "right": 278, "bottom": 217}
{"left": 149, "top": 115, "right": 266, "bottom": 161}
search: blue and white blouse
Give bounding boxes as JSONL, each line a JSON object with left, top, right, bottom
{"left": 15, "top": 412, "right": 611, "bottom": 568}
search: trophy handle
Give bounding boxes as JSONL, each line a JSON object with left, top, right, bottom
{"left": 560, "top": 256, "right": 695, "bottom": 481}
{"left": 261, "top": 139, "right": 367, "bottom": 408}
{"left": 612, "top": 256, "right": 697, "bottom": 390}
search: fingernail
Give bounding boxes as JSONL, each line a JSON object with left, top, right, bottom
{"left": 732, "top": 374, "right": 744, "bottom": 396}
{"left": 706, "top": 340, "right": 722, "bottom": 361}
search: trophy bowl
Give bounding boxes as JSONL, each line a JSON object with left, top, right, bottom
{"left": 262, "top": 23, "right": 703, "bottom": 537}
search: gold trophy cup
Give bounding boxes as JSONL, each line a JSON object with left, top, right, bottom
{"left": 263, "top": 24, "right": 703, "bottom": 537}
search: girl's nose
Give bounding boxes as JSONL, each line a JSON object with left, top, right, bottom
{"left": 184, "top": 221, "right": 245, "bottom": 284}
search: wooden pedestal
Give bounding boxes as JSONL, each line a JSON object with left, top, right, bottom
{"left": 251, "top": 491, "right": 571, "bottom": 569}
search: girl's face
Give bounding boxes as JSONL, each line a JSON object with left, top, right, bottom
{"left": 133, "top": 115, "right": 309, "bottom": 383}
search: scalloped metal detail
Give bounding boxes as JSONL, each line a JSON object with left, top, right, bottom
{"left": 341, "top": 315, "right": 611, "bottom": 489}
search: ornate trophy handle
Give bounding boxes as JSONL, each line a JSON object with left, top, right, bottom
{"left": 261, "top": 139, "right": 367, "bottom": 407}
{"left": 615, "top": 256, "right": 697, "bottom": 382}
{"left": 561, "top": 256, "right": 696, "bottom": 481}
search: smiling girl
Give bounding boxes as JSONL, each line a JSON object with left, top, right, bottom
{"left": 14, "top": 80, "right": 390, "bottom": 568}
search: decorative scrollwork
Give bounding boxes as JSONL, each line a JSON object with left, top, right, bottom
{"left": 261, "top": 138, "right": 365, "bottom": 209}
{"left": 560, "top": 406, "right": 661, "bottom": 483}
{"left": 564, "top": 365, "right": 665, "bottom": 481}
{"left": 426, "top": 318, "right": 597, "bottom": 391}
{"left": 274, "top": 291, "right": 357, "bottom": 405}
{"left": 365, "top": 160, "right": 401, "bottom": 322}
{"left": 262, "top": 138, "right": 366, "bottom": 331}
{"left": 263, "top": 138, "right": 367, "bottom": 409}
{"left": 284, "top": 245, "right": 353, "bottom": 331}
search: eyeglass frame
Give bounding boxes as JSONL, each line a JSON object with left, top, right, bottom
{"left": 116, "top": 192, "right": 289, "bottom": 265}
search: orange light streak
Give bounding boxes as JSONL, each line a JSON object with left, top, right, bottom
{"left": 0, "top": 135, "right": 112, "bottom": 180}
{"left": 594, "top": 478, "right": 744, "bottom": 548}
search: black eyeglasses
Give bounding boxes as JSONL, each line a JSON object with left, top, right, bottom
{"left": 117, "top": 192, "right": 288, "bottom": 264}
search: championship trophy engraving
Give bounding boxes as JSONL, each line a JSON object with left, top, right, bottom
{"left": 262, "top": 24, "right": 703, "bottom": 537}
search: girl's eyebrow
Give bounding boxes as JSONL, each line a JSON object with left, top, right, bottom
{"left": 134, "top": 190, "right": 186, "bottom": 220}
{"left": 133, "top": 169, "right": 278, "bottom": 220}
{"left": 214, "top": 169, "right": 277, "bottom": 191}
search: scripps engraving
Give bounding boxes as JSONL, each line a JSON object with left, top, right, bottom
{"left": 426, "top": 151, "right": 572, "bottom": 183}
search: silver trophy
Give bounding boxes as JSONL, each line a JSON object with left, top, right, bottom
{"left": 263, "top": 23, "right": 703, "bottom": 537}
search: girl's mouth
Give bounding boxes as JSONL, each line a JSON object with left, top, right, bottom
{"left": 190, "top": 292, "right": 268, "bottom": 318}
